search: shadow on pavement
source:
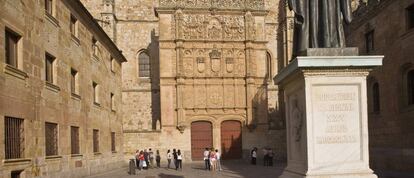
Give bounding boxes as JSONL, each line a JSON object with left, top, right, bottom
{"left": 158, "top": 173, "right": 185, "bottom": 178}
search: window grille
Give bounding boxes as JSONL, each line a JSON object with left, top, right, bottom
{"left": 111, "top": 132, "right": 116, "bottom": 152}
{"left": 71, "top": 126, "right": 80, "bottom": 154}
{"left": 45, "top": 122, "right": 58, "bottom": 156}
{"left": 4, "top": 117, "right": 24, "bottom": 159}
{"left": 93, "top": 129, "right": 99, "bottom": 153}
{"left": 138, "top": 52, "right": 150, "bottom": 78}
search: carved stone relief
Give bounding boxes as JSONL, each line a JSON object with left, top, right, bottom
{"left": 159, "top": 0, "right": 265, "bottom": 10}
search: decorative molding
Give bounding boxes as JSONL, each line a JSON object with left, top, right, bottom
{"left": 159, "top": 0, "right": 265, "bottom": 10}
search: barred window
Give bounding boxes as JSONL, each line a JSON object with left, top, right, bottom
{"left": 45, "top": 53, "right": 55, "bottom": 83}
{"left": 408, "top": 70, "right": 414, "bottom": 105}
{"left": 70, "top": 126, "right": 80, "bottom": 154}
{"left": 5, "top": 29, "right": 21, "bottom": 68}
{"left": 138, "top": 52, "right": 150, "bottom": 78}
{"left": 111, "top": 132, "right": 116, "bottom": 152}
{"left": 93, "top": 129, "right": 99, "bottom": 153}
{"left": 45, "top": 122, "right": 58, "bottom": 156}
{"left": 372, "top": 82, "right": 380, "bottom": 113}
{"left": 4, "top": 117, "right": 24, "bottom": 159}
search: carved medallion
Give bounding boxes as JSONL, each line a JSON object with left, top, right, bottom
{"left": 209, "top": 47, "right": 221, "bottom": 73}
{"left": 226, "top": 58, "right": 234, "bottom": 73}
{"left": 197, "top": 57, "right": 205, "bottom": 73}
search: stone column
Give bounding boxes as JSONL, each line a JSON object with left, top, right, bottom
{"left": 274, "top": 49, "right": 382, "bottom": 178}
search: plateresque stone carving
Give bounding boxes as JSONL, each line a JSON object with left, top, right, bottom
{"left": 159, "top": 0, "right": 265, "bottom": 10}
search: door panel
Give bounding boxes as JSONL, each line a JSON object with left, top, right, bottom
{"left": 191, "top": 121, "right": 213, "bottom": 161}
{"left": 221, "top": 120, "right": 242, "bottom": 159}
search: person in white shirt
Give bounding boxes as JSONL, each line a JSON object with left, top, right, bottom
{"left": 251, "top": 147, "right": 257, "bottom": 165}
{"left": 215, "top": 149, "right": 222, "bottom": 171}
{"left": 203, "top": 148, "right": 210, "bottom": 170}
{"left": 167, "top": 150, "right": 172, "bottom": 169}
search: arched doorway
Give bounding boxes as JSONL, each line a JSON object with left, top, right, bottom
{"left": 191, "top": 121, "right": 213, "bottom": 160}
{"left": 221, "top": 120, "right": 242, "bottom": 159}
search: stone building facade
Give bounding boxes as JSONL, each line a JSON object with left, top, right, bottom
{"left": 0, "top": 0, "right": 126, "bottom": 177}
{"left": 81, "top": 0, "right": 287, "bottom": 161}
{"left": 346, "top": 0, "right": 414, "bottom": 175}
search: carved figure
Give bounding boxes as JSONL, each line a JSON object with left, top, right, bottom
{"left": 288, "top": 0, "right": 353, "bottom": 56}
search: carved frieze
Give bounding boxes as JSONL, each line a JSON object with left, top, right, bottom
{"left": 179, "top": 14, "right": 246, "bottom": 41}
{"left": 159, "top": 0, "right": 265, "bottom": 10}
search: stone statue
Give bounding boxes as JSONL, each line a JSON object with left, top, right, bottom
{"left": 288, "top": 0, "right": 353, "bottom": 56}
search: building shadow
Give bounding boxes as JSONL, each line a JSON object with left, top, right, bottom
{"left": 158, "top": 173, "right": 184, "bottom": 178}
{"left": 148, "top": 29, "right": 161, "bottom": 130}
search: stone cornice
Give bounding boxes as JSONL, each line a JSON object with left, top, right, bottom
{"left": 62, "top": 0, "right": 127, "bottom": 63}
{"left": 350, "top": 0, "right": 394, "bottom": 30}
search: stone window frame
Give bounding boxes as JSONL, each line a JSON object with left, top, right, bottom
{"left": 92, "top": 37, "right": 99, "bottom": 59}
{"left": 365, "top": 30, "right": 375, "bottom": 54}
{"left": 4, "top": 27, "right": 23, "bottom": 69}
{"left": 110, "top": 56, "right": 116, "bottom": 73}
{"left": 45, "top": 52, "right": 56, "bottom": 84}
{"left": 401, "top": 63, "right": 414, "bottom": 111}
{"left": 266, "top": 51, "right": 273, "bottom": 82}
{"left": 70, "top": 14, "right": 79, "bottom": 40}
{"left": 70, "top": 68, "right": 80, "bottom": 97}
{"left": 110, "top": 92, "right": 115, "bottom": 112}
{"left": 406, "top": 3, "right": 414, "bottom": 30}
{"left": 111, "top": 132, "right": 116, "bottom": 152}
{"left": 137, "top": 50, "right": 151, "bottom": 79}
{"left": 4, "top": 116, "right": 25, "bottom": 160}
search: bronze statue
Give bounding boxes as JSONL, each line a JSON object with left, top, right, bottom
{"left": 288, "top": 0, "right": 353, "bottom": 56}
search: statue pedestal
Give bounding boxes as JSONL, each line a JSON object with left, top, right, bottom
{"left": 275, "top": 54, "right": 383, "bottom": 178}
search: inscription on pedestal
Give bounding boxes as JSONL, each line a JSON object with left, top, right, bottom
{"left": 312, "top": 84, "right": 362, "bottom": 164}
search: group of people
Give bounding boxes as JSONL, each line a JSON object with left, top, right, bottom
{"left": 250, "top": 147, "right": 274, "bottom": 166}
{"left": 135, "top": 148, "right": 183, "bottom": 171}
{"left": 203, "top": 148, "right": 222, "bottom": 171}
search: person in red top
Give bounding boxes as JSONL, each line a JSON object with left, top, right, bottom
{"left": 138, "top": 151, "right": 146, "bottom": 170}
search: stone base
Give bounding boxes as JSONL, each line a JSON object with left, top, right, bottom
{"left": 280, "top": 170, "right": 378, "bottom": 178}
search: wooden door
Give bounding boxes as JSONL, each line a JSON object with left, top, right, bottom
{"left": 221, "top": 120, "right": 242, "bottom": 159}
{"left": 191, "top": 121, "right": 213, "bottom": 161}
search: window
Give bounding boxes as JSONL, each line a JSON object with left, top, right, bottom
{"left": 408, "top": 70, "right": 414, "bottom": 105}
{"left": 11, "top": 170, "right": 23, "bottom": 178}
{"left": 365, "top": 30, "right": 374, "bottom": 53}
{"left": 407, "top": 4, "right": 414, "bottom": 29}
{"left": 70, "top": 126, "right": 80, "bottom": 154}
{"left": 70, "top": 15, "right": 78, "bottom": 37}
{"left": 372, "top": 82, "right": 380, "bottom": 113}
{"left": 4, "top": 117, "right": 24, "bottom": 159}
{"left": 5, "top": 29, "right": 21, "bottom": 68}
{"left": 71, "top": 68, "right": 78, "bottom": 94}
{"left": 93, "top": 82, "right": 99, "bottom": 104}
{"left": 111, "top": 132, "right": 116, "bottom": 152}
{"left": 111, "top": 93, "right": 115, "bottom": 111}
{"left": 45, "top": 122, "right": 58, "bottom": 156}
{"left": 138, "top": 52, "right": 150, "bottom": 78}
{"left": 93, "top": 129, "right": 99, "bottom": 153}
{"left": 266, "top": 52, "right": 272, "bottom": 80}
{"left": 111, "top": 56, "right": 115, "bottom": 72}
{"left": 45, "top": 53, "right": 55, "bottom": 83}
{"left": 92, "top": 37, "right": 98, "bottom": 57}
{"left": 45, "top": 0, "right": 53, "bottom": 15}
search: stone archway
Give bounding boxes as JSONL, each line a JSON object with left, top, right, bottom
{"left": 191, "top": 121, "right": 213, "bottom": 161}
{"left": 221, "top": 120, "right": 242, "bottom": 159}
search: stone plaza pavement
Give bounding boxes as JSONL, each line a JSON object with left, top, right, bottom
{"left": 86, "top": 160, "right": 285, "bottom": 178}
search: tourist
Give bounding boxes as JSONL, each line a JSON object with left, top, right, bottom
{"left": 135, "top": 150, "right": 140, "bottom": 169}
{"left": 173, "top": 149, "right": 178, "bottom": 169}
{"left": 203, "top": 148, "right": 210, "bottom": 170}
{"left": 156, "top": 150, "right": 161, "bottom": 168}
{"left": 215, "top": 149, "right": 222, "bottom": 171}
{"left": 167, "top": 149, "right": 172, "bottom": 169}
{"left": 144, "top": 149, "right": 149, "bottom": 170}
{"left": 210, "top": 149, "right": 217, "bottom": 171}
{"left": 138, "top": 151, "right": 146, "bottom": 170}
{"left": 251, "top": 147, "right": 257, "bottom": 165}
{"left": 268, "top": 148, "right": 274, "bottom": 166}
{"left": 176, "top": 149, "right": 183, "bottom": 170}
{"left": 263, "top": 147, "right": 269, "bottom": 166}
{"left": 149, "top": 148, "right": 154, "bottom": 168}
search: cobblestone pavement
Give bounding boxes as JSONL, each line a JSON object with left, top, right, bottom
{"left": 87, "top": 160, "right": 285, "bottom": 178}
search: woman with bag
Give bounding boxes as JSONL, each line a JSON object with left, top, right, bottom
{"left": 167, "top": 150, "right": 172, "bottom": 169}
{"left": 176, "top": 149, "right": 183, "bottom": 171}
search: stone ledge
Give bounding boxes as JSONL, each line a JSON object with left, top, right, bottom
{"left": 45, "top": 81, "right": 60, "bottom": 93}
{"left": 2, "top": 158, "right": 31, "bottom": 165}
{"left": 4, "top": 64, "right": 28, "bottom": 80}
{"left": 45, "top": 11, "right": 60, "bottom": 28}
{"left": 274, "top": 55, "right": 384, "bottom": 84}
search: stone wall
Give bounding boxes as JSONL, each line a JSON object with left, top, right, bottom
{"left": 0, "top": 0, "right": 125, "bottom": 177}
{"left": 347, "top": 0, "right": 414, "bottom": 174}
